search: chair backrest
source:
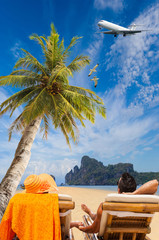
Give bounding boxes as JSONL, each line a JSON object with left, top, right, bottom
{"left": 99, "top": 194, "right": 159, "bottom": 240}
{"left": 58, "top": 194, "right": 75, "bottom": 240}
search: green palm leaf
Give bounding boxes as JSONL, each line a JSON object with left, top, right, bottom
{"left": 0, "top": 23, "right": 106, "bottom": 144}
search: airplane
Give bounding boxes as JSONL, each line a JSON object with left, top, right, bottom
{"left": 98, "top": 20, "right": 148, "bottom": 37}
{"left": 91, "top": 76, "right": 99, "bottom": 88}
{"left": 88, "top": 63, "right": 99, "bottom": 77}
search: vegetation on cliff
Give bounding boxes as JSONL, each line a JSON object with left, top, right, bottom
{"left": 65, "top": 156, "right": 159, "bottom": 185}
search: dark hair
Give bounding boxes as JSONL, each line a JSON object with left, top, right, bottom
{"left": 118, "top": 173, "right": 136, "bottom": 193}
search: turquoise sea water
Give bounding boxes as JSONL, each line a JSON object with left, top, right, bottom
{"left": 17, "top": 184, "right": 159, "bottom": 195}
{"left": 63, "top": 185, "right": 159, "bottom": 195}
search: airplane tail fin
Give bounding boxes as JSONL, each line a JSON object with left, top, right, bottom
{"left": 129, "top": 24, "right": 145, "bottom": 30}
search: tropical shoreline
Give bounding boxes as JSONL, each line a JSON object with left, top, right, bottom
{"left": 60, "top": 185, "right": 159, "bottom": 194}
{"left": 15, "top": 186, "right": 159, "bottom": 240}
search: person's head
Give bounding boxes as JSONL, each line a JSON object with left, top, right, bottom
{"left": 117, "top": 172, "right": 136, "bottom": 193}
{"left": 24, "top": 173, "right": 59, "bottom": 194}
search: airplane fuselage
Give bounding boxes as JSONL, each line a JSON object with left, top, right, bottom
{"left": 98, "top": 20, "right": 128, "bottom": 32}
{"left": 97, "top": 20, "right": 143, "bottom": 36}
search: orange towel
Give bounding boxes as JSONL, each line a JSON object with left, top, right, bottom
{"left": 0, "top": 193, "right": 61, "bottom": 240}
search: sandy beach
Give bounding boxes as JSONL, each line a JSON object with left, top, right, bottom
{"left": 58, "top": 186, "right": 159, "bottom": 240}
{"left": 16, "top": 187, "right": 159, "bottom": 239}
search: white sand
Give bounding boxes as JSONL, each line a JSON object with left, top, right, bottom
{"left": 58, "top": 186, "right": 159, "bottom": 240}
{"left": 16, "top": 187, "right": 159, "bottom": 239}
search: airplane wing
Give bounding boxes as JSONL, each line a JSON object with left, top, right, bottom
{"left": 101, "top": 31, "right": 116, "bottom": 34}
{"left": 122, "top": 30, "right": 142, "bottom": 34}
{"left": 100, "top": 30, "right": 147, "bottom": 35}
{"left": 101, "top": 30, "right": 142, "bottom": 34}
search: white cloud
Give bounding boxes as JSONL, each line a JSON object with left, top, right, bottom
{"left": 94, "top": 0, "right": 124, "bottom": 12}
{"left": 23, "top": 89, "right": 159, "bottom": 180}
{"left": 23, "top": 157, "right": 78, "bottom": 183}
{"left": 106, "top": 3, "right": 159, "bottom": 100}
{"left": 1, "top": 87, "right": 159, "bottom": 184}
{"left": 136, "top": 84, "right": 159, "bottom": 107}
{"left": 143, "top": 147, "right": 152, "bottom": 151}
{"left": 1, "top": 4, "right": 159, "bottom": 184}
{"left": 10, "top": 41, "right": 22, "bottom": 59}
{"left": 86, "top": 34, "right": 104, "bottom": 59}
{"left": 72, "top": 92, "right": 159, "bottom": 159}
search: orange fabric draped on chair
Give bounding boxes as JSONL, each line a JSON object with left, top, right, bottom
{"left": 0, "top": 193, "right": 61, "bottom": 240}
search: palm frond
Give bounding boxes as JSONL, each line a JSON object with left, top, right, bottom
{"left": 0, "top": 23, "right": 106, "bottom": 147}
{"left": 67, "top": 55, "right": 90, "bottom": 73}
{"left": 69, "top": 85, "right": 105, "bottom": 103}
{"left": 9, "top": 87, "right": 42, "bottom": 117}
{"left": 22, "top": 88, "right": 48, "bottom": 123}
{"left": 11, "top": 69, "right": 40, "bottom": 76}
{"left": 29, "top": 34, "right": 47, "bottom": 55}
{"left": 14, "top": 49, "right": 48, "bottom": 76}
{"left": 49, "top": 64, "right": 72, "bottom": 85}
{"left": 40, "top": 113, "right": 49, "bottom": 139}
{"left": 63, "top": 89, "right": 102, "bottom": 105}
{"left": 62, "top": 90, "right": 95, "bottom": 123}
{"left": 61, "top": 112, "right": 79, "bottom": 142}
{"left": 58, "top": 122, "right": 71, "bottom": 148}
{"left": 8, "top": 114, "right": 24, "bottom": 141}
{"left": 58, "top": 93, "right": 85, "bottom": 127}
{"left": 0, "top": 75, "right": 40, "bottom": 88}
{"left": 50, "top": 23, "right": 57, "bottom": 35}
{"left": 62, "top": 88, "right": 106, "bottom": 121}
{"left": 0, "top": 87, "right": 39, "bottom": 115}
{"left": 62, "top": 36, "right": 82, "bottom": 60}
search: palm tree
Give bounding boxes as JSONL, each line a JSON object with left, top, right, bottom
{"left": 0, "top": 24, "right": 106, "bottom": 220}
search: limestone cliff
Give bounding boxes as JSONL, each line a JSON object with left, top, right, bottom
{"left": 65, "top": 156, "right": 159, "bottom": 185}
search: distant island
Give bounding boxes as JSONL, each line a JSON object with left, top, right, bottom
{"left": 65, "top": 156, "right": 159, "bottom": 185}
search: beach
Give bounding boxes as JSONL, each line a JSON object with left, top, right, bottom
{"left": 58, "top": 186, "right": 159, "bottom": 240}
{"left": 16, "top": 187, "right": 159, "bottom": 239}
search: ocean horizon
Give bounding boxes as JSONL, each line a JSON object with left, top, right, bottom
{"left": 17, "top": 184, "right": 159, "bottom": 195}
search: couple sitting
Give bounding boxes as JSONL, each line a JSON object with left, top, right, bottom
{"left": 22, "top": 172, "right": 159, "bottom": 233}
{"left": 1, "top": 172, "right": 158, "bottom": 240}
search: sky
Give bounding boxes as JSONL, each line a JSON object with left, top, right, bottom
{"left": 0, "top": 0, "right": 159, "bottom": 185}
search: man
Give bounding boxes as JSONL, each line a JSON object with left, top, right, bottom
{"left": 79, "top": 173, "right": 158, "bottom": 233}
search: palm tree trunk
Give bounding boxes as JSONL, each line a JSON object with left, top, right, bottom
{"left": 0, "top": 117, "right": 41, "bottom": 222}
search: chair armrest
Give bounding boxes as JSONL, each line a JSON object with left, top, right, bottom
{"left": 59, "top": 201, "right": 75, "bottom": 211}
{"left": 102, "top": 202, "right": 159, "bottom": 212}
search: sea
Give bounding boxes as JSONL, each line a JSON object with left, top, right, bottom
{"left": 17, "top": 184, "right": 159, "bottom": 195}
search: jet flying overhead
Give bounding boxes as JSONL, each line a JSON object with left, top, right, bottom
{"left": 98, "top": 20, "right": 149, "bottom": 37}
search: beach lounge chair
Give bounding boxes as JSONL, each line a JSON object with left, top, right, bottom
{"left": 0, "top": 193, "right": 75, "bottom": 240}
{"left": 59, "top": 193, "right": 75, "bottom": 240}
{"left": 82, "top": 193, "right": 159, "bottom": 240}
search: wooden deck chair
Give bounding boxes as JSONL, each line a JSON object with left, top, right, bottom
{"left": 3, "top": 193, "right": 75, "bottom": 240}
{"left": 83, "top": 193, "right": 159, "bottom": 240}
{"left": 58, "top": 193, "right": 75, "bottom": 240}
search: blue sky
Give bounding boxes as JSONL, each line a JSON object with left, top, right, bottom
{"left": 0, "top": 0, "right": 159, "bottom": 185}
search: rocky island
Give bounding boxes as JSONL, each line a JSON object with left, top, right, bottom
{"left": 65, "top": 156, "right": 159, "bottom": 185}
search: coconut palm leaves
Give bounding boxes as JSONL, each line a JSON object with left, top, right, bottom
{"left": 0, "top": 23, "right": 106, "bottom": 146}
